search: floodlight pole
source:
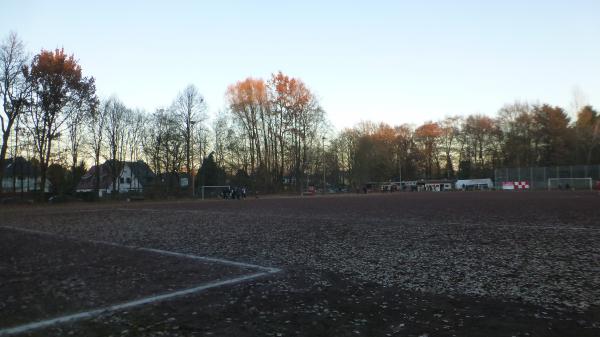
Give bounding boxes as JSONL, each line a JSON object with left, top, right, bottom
{"left": 190, "top": 120, "right": 197, "bottom": 198}
{"left": 322, "top": 136, "right": 326, "bottom": 194}
{"left": 397, "top": 151, "right": 402, "bottom": 184}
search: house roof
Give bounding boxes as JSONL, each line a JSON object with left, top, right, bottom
{"left": 76, "top": 160, "right": 155, "bottom": 191}
{"left": 76, "top": 162, "right": 114, "bottom": 191}
{"left": 128, "top": 161, "right": 155, "bottom": 185}
{"left": 2, "top": 157, "right": 40, "bottom": 177}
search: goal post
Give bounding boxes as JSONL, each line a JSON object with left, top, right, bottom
{"left": 547, "top": 178, "right": 592, "bottom": 191}
{"left": 200, "top": 185, "right": 230, "bottom": 200}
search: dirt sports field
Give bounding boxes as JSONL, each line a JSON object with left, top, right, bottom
{"left": 0, "top": 191, "right": 599, "bottom": 337}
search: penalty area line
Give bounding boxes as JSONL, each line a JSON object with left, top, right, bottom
{"left": 0, "top": 271, "right": 271, "bottom": 336}
{"left": 0, "top": 225, "right": 281, "bottom": 273}
{"left": 0, "top": 226, "right": 281, "bottom": 336}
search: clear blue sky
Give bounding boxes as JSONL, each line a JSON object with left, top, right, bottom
{"left": 1, "top": 0, "right": 599, "bottom": 129}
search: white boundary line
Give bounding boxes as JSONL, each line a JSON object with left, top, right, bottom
{"left": 495, "top": 224, "right": 600, "bottom": 232}
{"left": 0, "top": 226, "right": 281, "bottom": 336}
{"left": 441, "top": 222, "right": 600, "bottom": 232}
{"left": 0, "top": 226, "right": 280, "bottom": 273}
{"left": 0, "top": 272, "right": 269, "bottom": 336}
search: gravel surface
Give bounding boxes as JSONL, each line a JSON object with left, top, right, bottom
{"left": 0, "top": 228, "right": 254, "bottom": 328}
{"left": 1, "top": 191, "right": 599, "bottom": 336}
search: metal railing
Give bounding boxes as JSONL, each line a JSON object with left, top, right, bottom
{"left": 494, "top": 165, "right": 600, "bottom": 189}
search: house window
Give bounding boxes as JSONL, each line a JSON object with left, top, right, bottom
{"left": 126, "top": 178, "right": 131, "bottom": 184}
{"left": 119, "top": 177, "right": 124, "bottom": 183}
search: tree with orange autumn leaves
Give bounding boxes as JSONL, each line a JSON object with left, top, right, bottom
{"left": 414, "top": 122, "right": 442, "bottom": 179}
{"left": 24, "top": 48, "right": 97, "bottom": 197}
{"left": 224, "top": 72, "right": 325, "bottom": 192}
{"left": 220, "top": 88, "right": 599, "bottom": 190}
{"left": 330, "top": 102, "right": 598, "bottom": 187}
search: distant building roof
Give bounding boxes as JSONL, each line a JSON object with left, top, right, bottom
{"left": 2, "top": 157, "right": 40, "bottom": 177}
{"left": 77, "top": 162, "right": 114, "bottom": 191}
{"left": 76, "top": 160, "right": 155, "bottom": 191}
{"left": 129, "top": 161, "right": 155, "bottom": 185}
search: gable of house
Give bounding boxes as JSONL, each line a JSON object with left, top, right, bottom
{"left": 128, "top": 161, "right": 155, "bottom": 187}
{"left": 76, "top": 160, "right": 155, "bottom": 193}
{"left": 76, "top": 163, "right": 114, "bottom": 192}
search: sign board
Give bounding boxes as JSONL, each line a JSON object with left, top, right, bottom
{"left": 503, "top": 181, "right": 530, "bottom": 190}
{"left": 502, "top": 181, "right": 515, "bottom": 190}
{"left": 180, "top": 177, "right": 189, "bottom": 187}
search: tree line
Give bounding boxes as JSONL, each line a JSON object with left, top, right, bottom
{"left": 331, "top": 102, "right": 599, "bottom": 188}
{"left": 0, "top": 32, "right": 212, "bottom": 197}
{"left": 1, "top": 32, "right": 599, "bottom": 197}
{"left": 215, "top": 73, "right": 327, "bottom": 192}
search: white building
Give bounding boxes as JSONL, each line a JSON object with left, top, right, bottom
{"left": 455, "top": 178, "right": 494, "bottom": 190}
{"left": 1, "top": 157, "right": 51, "bottom": 193}
{"left": 76, "top": 160, "right": 155, "bottom": 196}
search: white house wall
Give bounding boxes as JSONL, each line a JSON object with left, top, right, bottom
{"left": 1, "top": 177, "right": 50, "bottom": 192}
{"left": 115, "top": 164, "right": 143, "bottom": 193}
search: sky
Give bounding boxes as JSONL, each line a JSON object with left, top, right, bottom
{"left": 1, "top": 0, "right": 599, "bottom": 130}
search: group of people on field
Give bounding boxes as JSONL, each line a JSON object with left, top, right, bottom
{"left": 222, "top": 186, "right": 247, "bottom": 200}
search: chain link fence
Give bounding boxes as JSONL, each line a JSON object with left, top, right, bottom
{"left": 494, "top": 165, "right": 600, "bottom": 190}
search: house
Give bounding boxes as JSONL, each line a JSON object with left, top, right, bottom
{"left": 76, "top": 160, "right": 155, "bottom": 196}
{"left": 1, "top": 157, "right": 51, "bottom": 193}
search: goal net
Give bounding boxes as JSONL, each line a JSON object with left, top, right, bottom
{"left": 200, "top": 185, "right": 231, "bottom": 199}
{"left": 547, "top": 178, "right": 592, "bottom": 190}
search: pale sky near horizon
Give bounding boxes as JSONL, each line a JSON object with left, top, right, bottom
{"left": 1, "top": 0, "right": 599, "bottom": 130}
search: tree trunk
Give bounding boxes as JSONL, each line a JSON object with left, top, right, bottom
{"left": 39, "top": 136, "right": 52, "bottom": 200}
{"left": 0, "top": 118, "right": 15, "bottom": 193}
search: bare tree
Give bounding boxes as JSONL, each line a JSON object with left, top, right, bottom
{"left": 67, "top": 87, "right": 98, "bottom": 178}
{"left": 438, "top": 116, "right": 461, "bottom": 179}
{"left": 213, "top": 110, "right": 229, "bottom": 168}
{"left": 103, "top": 96, "right": 127, "bottom": 192}
{"left": 496, "top": 101, "right": 534, "bottom": 167}
{"left": 143, "top": 109, "right": 165, "bottom": 175}
{"left": 570, "top": 86, "right": 589, "bottom": 120}
{"left": 172, "top": 84, "right": 207, "bottom": 195}
{"left": 86, "top": 99, "right": 108, "bottom": 195}
{"left": 124, "top": 108, "right": 146, "bottom": 163}
{"left": 194, "top": 123, "right": 210, "bottom": 162}
{"left": 143, "top": 108, "right": 185, "bottom": 176}
{"left": 0, "top": 32, "right": 29, "bottom": 189}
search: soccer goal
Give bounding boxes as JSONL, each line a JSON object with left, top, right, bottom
{"left": 547, "top": 178, "right": 593, "bottom": 190}
{"left": 200, "top": 185, "right": 230, "bottom": 199}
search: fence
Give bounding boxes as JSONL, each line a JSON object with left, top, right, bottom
{"left": 494, "top": 165, "right": 600, "bottom": 190}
